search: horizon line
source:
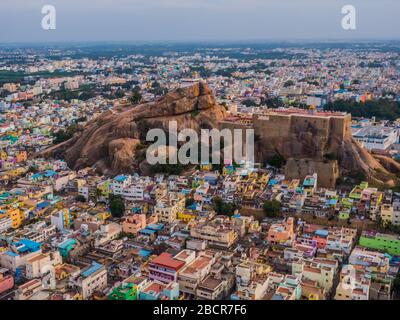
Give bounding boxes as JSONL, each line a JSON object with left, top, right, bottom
{"left": 1, "top": 38, "right": 400, "bottom": 46}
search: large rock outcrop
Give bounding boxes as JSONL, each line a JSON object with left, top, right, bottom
{"left": 41, "top": 82, "right": 227, "bottom": 175}
{"left": 41, "top": 85, "right": 399, "bottom": 187}
{"left": 251, "top": 110, "right": 399, "bottom": 187}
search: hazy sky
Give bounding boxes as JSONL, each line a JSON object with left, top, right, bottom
{"left": 0, "top": 0, "right": 399, "bottom": 43}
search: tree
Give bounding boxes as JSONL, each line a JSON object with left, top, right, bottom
{"left": 129, "top": 86, "right": 142, "bottom": 105}
{"left": 75, "top": 195, "right": 86, "bottom": 203}
{"left": 325, "top": 99, "right": 400, "bottom": 121}
{"left": 242, "top": 99, "right": 257, "bottom": 107}
{"left": 185, "top": 198, "right": 195, "bottom": 208}
{"left": 150, "top": 163, "right": 185, "bottom": 175}
{"left": 263, "top": 200, "right": 281, "bottom": 218}
{"left": 212, "top": 196, "right": 237, "bottom": 216}
{"left": 109, "top": 194, "right": 125, "bottom": 218}
{"left": 136, "top": 118, "right": 152, "bottom": 140}
{"left": 95, "top": 188, "right": 103, "bottom": 201}
{"left": 52, "top": 123, "right": 81, "bottom": 144}
{"left": 283, "top": 80, "right": 295, "bottom": 87}
{"left": 28, "top": 166, "right": 38, "bottom": 174}
{"left": 266, "top": 154, "right": 286, "bottom": 169}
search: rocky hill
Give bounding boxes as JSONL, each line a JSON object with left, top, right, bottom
{"left": 41, "top": 83, "right": 399, "bottom": 187}
{"left": 41, "top": 82, "right": 227, "bottom": 175}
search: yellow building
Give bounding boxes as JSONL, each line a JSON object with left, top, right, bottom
{"left": 200, "top": 162, "right": 213, "bottom": 171}
{"left": 0, "top": 207, "right": 25, "bottom": 229}
{"left": 95, "top": 211, "right": 111, "bottom": 222}
{"left": 155, "top": 192, "right": 185, "bottom": 224}
{"left": 380, "top": 204, "right": 399, "bottom": 226}
{"left": 177, "top": 210, "right": 196, "bottom": 222}
{"left": 0, "top": 151, "right": 7, "bottom": 161}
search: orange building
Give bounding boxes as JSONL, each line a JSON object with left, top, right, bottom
{"left": 267, "top": 217, "right": 295, "bottom": 245}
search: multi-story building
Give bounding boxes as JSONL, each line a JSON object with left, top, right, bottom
{"left": 0, "top": 270, "right": 14, "bottom": 295}
{"left": 111, "top": 175, "right": 132, "bottom": 195}
{"left": 148, "top": 252, "right": 185, "bottom": 284}
{"left": 335, "top": 265, "right": 371, "bottom": 300}
{"left": 352, "top": 125, "right": 398, "bottom": 151}
{"left": 178, "top": 251, "right": 215, "bottom": 296}
{"left": 154, "top": 192, "right": 185, "bottom": 224}
{"left": 139, "top": 280, "right": 180, "bottom": 300}
{"left": 190, "top": 217, "right": 239, "bottom": 249}
{"left": 25, "top": 251, "right": 62, "bottom": 279}
{"left": 70, "top": 262, "right": 107, "bottom": 299}
{"left": 267, "top": 217, "right": 295, "bottom": 245}
{"left": 15, "top": 279, "right": 43, "bottom": 300}
{"left": 122, "top": 213, "right": 158, "bottom": 235}
{"left": 0, "top": 239, "right": 42, "bottom": 271}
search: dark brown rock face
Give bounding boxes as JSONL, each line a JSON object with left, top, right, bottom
{"left": 41, "top": 82, "right": 227, "bottom": 175}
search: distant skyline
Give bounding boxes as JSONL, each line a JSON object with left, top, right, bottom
{"left": 1, "top": 0, "right": 399, "bottom": 43}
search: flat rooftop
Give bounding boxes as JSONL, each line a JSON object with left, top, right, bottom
{"left": 81, "top": 262, "right": 104, "bottom": 278}
{"left": 260, "top": 108, "right": 348, "bottom": 118}
{"left": 151, "top": 252, "right": 185, "bottom": 270}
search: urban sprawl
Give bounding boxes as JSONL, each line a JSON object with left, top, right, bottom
{"left": 0, "top": 43, "right": 400, "bottom": 301}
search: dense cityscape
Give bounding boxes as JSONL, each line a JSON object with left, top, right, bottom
{"left": 0, "top": 41, "right": 400, "bottom": 302}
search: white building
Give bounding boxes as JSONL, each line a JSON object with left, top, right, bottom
{"left": 70, "top": 262, "right": 107, "bottom": 299}
{"left": 352, "top": 125, "right": 398, "bottom": 151}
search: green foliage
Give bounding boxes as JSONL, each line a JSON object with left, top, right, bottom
{"left": 148, "top": 81, "right": 166, "bottom": 96}
{"left": 52, "top": 124, "right": 81, "bottom": 144}
{"left": 266, "top": 154, "right": 286, "bottom": 168}
{"left": 336, "top": 171, "right": 367, "bottom": 187}
{"left": 136, "top": 119, "right": 152, "bottom": 140}
{"left": 117, "top": 232, "right": 135, "bottom": 240}
{"left": 109, "top": 194, "right": 125, "bottom": 218}
{"left": 348, "top": 171, "right": 367, "bottom": 184}
{"left": 185, "top": 198, "right": 195, "bottom": 208}
{"left": 242, "top": 99, "right": 257, "bottom": 107}
{"left": 325, "top": 99, "right": 400, "bottom": 121}
{"left": 75, "top": 195, "right": 86, "bottom": 203}
{"left": 392, "top": 183, "right": 400, "bottom": 193}
{"left": 191, "top": 110, "right": 200, "bottom": 118}
{"left": 150, "top": 163, "right": 185, "bottom": 175}
{"left": 212, "top": 196, "right": 237, "bottom": 216}
{"left": 263, "top": 200, "right": 281, "bottom": 218}
{"left": 28, "top": 166, "right": 39, "bottom": 174}
{"left": 129, "top": 86, "right": 142, "bottom": 104}
{"left": 283, "top": 80, "right": 295, "bottom": 87}
{"left": 262, "top": 97, "right": 285, "bottom": 109}
{"left": 380, "top": 221, "right": 400, "bottom": 235}
{"left": 323, "top": 152, "right": 337, "bottom": 161}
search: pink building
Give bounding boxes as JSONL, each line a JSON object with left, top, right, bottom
{"left": 122, "top": 214, "right": 158, "bottom": 235}
{"left": 123, "top": 214, "right": 146, "bottom": 235}
{"left": 149, "top": 253, "right": 185, "bottom": 284}
{"left": 312, "top": 230, "right": 329, "bottom": 249}
{"left": 0, "top": 272, "right": 14, "bottom": 294}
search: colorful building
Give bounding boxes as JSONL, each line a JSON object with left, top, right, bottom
{"left": 108, "top": 283, "right": 138, "bottom": 300}
{"left": 359, "top": 232, "right": 400, "bottom": 256}
{"left": 148, "top": 252, "right": 185, "bottom": 284}
{"left": 267, "top": 217, "right": 295, "bottom": 245}
{"left": 58, "top": 238, "right": 77, "bottom": 258}
{"left": 0, "top": 271, "right": 14, "bottom": 294}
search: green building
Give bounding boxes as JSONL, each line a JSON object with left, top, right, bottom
{"left": 338, "top": 208, "right": 351, "bottom": 220}
{"left": 58, "top": 238, "right": 77, "bottom": 258}
{"left": 359, "top": 232, "right": 400, "bottom": 256}
{"left": 108, "top": 283, "right": 138, "bottom": 300}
